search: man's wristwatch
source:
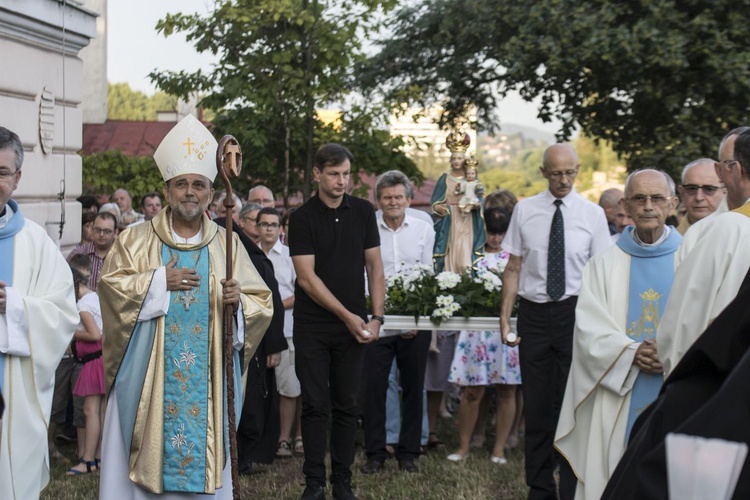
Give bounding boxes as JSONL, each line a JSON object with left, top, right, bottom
{"left": 370, "top": 314, "right": 385, "bottom": 325}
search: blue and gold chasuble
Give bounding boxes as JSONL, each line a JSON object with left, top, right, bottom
{"left": 161, "top": 245, "right": 210, "bottom": 492}
{"left": 616, "top": 226, "right": 681, "bottom": 441}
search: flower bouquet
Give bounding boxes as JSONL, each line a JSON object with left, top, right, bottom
{"left": 383, "top": 263, "right": 503, "bottom": 330}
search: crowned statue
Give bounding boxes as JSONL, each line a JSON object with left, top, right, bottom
{"left": 431, "top": 131, "right": 486, "bottom": 275}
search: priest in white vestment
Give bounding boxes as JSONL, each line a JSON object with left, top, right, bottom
{"left": 555, "top": 170, "right": 682, "bottom": 500}
{"left": 659, "top": 127, "right": 750, "bottom": 377}
{"left": 0, "top": 126, "right": 79, "bottom": 499}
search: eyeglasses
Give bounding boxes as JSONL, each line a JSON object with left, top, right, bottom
{"left": 546, "top": 169, "right": 578, "bottom": 179}
{"left": 242, "top": 216, "right": 256, "bottom": 223}
{"left": 0, "top": 169, "right": 19, "bottom": 180}
{"left": 626, "top": 195, "right": 675, "bottom": 206}
{"left": 681, "top": 184, "right": 724, "bottom": 195}
{"left": 257, "top": 222, "right": 280, "bottom": 229}
{"left": 92, "top": 227, "right": 114, "bottom": 235}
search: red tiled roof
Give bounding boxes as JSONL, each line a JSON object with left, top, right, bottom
{"left": 81, "top": 120, "right": 180, "bottom": 157}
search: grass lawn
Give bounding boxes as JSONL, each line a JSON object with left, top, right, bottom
{"left": 43, "top": 417, "right": 529, "bottom": 499}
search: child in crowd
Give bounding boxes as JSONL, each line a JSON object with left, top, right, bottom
{"left": 66, "top": 256, "right": 106, "bottom": 476}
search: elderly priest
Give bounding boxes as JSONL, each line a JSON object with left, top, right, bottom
{"left": 554, "top": 169, "right": 682, "bottom": 500}
{"left": 98, "top": 115, "right": 273, "bottom": 498}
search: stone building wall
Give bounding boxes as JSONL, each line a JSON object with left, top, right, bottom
{"left": 0, "top": 0, "right": 96, "bottom": 250}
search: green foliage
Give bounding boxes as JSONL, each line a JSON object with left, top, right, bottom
{"left": 81, "top": 151, "right": 164, "bottom": 200}
{"left": 149, "top": 0, "right": 415, "bottom": 203}
{"left": 481, "top": 169, "right": 547, "bottom": 199}
{"left": 107, "top": 82, "right": 178, "bottom": 121}
{"left": 359, "top": 0, "right": 750, "bottom": 179}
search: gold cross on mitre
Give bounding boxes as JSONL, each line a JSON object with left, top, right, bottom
{"left": 182, "top": 137, "right": 195, "bottom": 155}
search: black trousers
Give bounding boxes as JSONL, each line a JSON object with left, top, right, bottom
{"left": 294, "top": 325, "right": 364, "bottom": 487}
{"left": 237, "top": 350, "right": 280, "bottom": 467}
{"left": 363, "top": 331, "right": 430, "bottom": 462}
{"left": 518, "top": 296, "right": 578, "bottom": 500}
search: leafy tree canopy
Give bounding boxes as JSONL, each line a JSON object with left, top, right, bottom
{"left": 149, "top": 0, "right": 419, "bottom": 203}
{"left": 107, "top": 82, "right": 178, "bottom": 121}
{"left": 82, "top": 151, "right": 164, "bottom": 202}
{"left": 359, "top": 0, "right": 750, "bottom": 178}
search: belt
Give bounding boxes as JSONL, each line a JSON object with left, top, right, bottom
{"left": 76, "top": 350, "right": 102, "bottom": 364}
{"left": 519, "top": 296, "right": 578, "bottom": 309}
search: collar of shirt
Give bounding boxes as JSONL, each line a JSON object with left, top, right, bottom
{"left": 270, "top": 238, "right": 285, "bottom": 256}
{"left": 542, "top": 188, "right": 578, "bottom": 208}
{"left": 631, "top": 224, "right": 671, "bottom": 247}
{"left": 377, "top": 213, "right": 411, "bottom": 233}
{"left": 313, "top": 193, "right": 351, "bottom": 213}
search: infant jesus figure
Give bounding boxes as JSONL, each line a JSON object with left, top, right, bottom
{"left": 456, "top": 166, "right": 484, "bottom": 213}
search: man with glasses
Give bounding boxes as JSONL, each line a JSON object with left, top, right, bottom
{"left": 500, "top": 143, "right": 611, "bottom": 500}
{"left": 659, "top": 127, "right": 750, "bottom": 377}
{"left": 0, "top": 125, "right": 79, "bottom": 499}
{"left": 66, "top": 212, "right": 118, "bottom": 290}
{"left": 675, "top": 158, "right": 726, "bottom": 235}
{"left": 238, "top": 203, "right": 262, "bottom": 245}
{"left": 555, "top": 169, "right": 682, "bottom": 500}
{"left": 675, "top": 127, "right": 750, "bottom": 263}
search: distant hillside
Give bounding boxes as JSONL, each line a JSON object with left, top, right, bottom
{"left": 480, "top": 123, "right": 557, "bottom": 145}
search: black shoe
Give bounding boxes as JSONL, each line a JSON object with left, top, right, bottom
{"left": 398, "top": 459, "right": 418, "bottom": 473}
{"left": 332, "top": 481, "right": 358, "bottom": 500}
{"left": 359, "top": 458, "right": 384, "bottom": 474}
{"left": 301, "top": 484, "right": 326, "bottom": 500}
{"left": 239, "top": 461, "right": 253, "bottom": 476}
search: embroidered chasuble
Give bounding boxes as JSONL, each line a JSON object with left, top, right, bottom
{"left": 98, "top": 208, "right": 273, "bottom": 495}
{"left": 616, "top": 228, "right": 680, "bottom": 441}
{"left": 162, "top": 246, "right": 210, "bottom": 492}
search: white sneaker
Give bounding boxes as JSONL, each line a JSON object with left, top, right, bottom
{"left": 447, "top": 453, "right": 467, "bottom": 462}
{"left": 490, "top": 456, "right": 507, "bottom": 465}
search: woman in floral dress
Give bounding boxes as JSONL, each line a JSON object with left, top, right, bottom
{"left": 447, "top": 207, "right": 521, "bottom": 464}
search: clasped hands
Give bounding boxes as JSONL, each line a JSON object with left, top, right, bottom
{"left": 343, "top": 311, "right": 380, "bottom": 344}
{"left": 165, "top": 255, "right": 240, "bottom": 312}
{"left": 634, "top": 339, "right": 663, "bottom": 374}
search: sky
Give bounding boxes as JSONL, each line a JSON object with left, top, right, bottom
{"left": 107, "top": 0, "right": 562, "bottom": 134}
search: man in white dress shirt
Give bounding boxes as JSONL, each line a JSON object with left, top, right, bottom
{"left": 361, "top": 170, "right": 435, "bottom": 475}
{"left": 500, "top": 144, "right": 611, "bottom": 500}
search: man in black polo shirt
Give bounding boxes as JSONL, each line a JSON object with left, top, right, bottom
{"left": 289, "top": 143, "right": 386, "bottom": 500}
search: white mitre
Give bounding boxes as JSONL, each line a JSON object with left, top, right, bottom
{"left": 154, "top": 114, "right": 218, "bottom": 182}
